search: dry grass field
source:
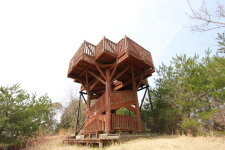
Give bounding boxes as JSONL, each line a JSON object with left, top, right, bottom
{"left": 23, "top": 135, "right": 225, "bottom": 150}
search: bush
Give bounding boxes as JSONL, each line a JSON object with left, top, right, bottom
{"left": 0, "top": 84, "right": 53, "bottom": 149}
{"left": 181, "top": 118, "right": 201, "bottom": 136}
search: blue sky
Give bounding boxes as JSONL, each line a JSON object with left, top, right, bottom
{"left": 0, "top": 0, "right": 224, "bottom": 103}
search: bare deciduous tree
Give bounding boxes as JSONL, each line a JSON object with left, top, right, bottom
{"left": 55, "top": 84, "right": 86, "bottom": 135}
{"left": 187, "top": 0, "right": 225, "bottom": 32}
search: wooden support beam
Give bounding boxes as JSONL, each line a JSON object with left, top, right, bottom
{"left": 85, "top": 107, "right": 106, "bottom": 126}
{"left": 136, "top": 73, "right": 144, "bottom": 90}
{"left": 74, "top": 93, "right": 82, "bottom": 136}
{"left": 125, "top": 62, "right": 144, "bottom": 72}
{"left": 99, "top": 63, "right": 114, "bottom": 68}
{"left": 125, "top": 106, "right": 137, "bottom": 114}
{"left": 94, "top": 89, "right": 106, "bottom": 94}
{"left": 109, "top": 63, "right": 118, "bottom": 81}
{"left": 131, "top": 66, "right": 136, "bottom": 91}
{"left": 80, "top": 85, "right": 85, "bottom": 91}
{"left": 79, "top": 64, "right": 92, "bottom": 77}
{"left": 88, "top": 77, "right": 103, "bottom": 91}
{"left": 90, "top": 81, "right": 100, "bottom": 92}
{"left": 131, "top": 66, "right": 142, "bottom": 132}
{"left": 110, "top": 66, "right": 130, "bottom": 84}
{"left": 114, "top": 72, "right": 146, "bottom": 90}
{"left": 110, "top": 95, "right": 137, "bottom": 113}
{"left": 84, "top": 71, "right": 91, "bottom": 131}
{"left": 88, "top": 70, "right": 106, "bottom": 85}
{"left": 78, "top": 80, "right": 87, "bottom": 91}
{"left": 108, "top": 61, "right": 117, "bottom": 71}
{"left": 105, "top": 70, "right": 111, "bottom": 133}
{"left": 87, "top": 110, "right": 95, "bottom": 117}
{"left": 95, "top": 63, "right": 106, "bottom": 80}
{"left": 85, "top": 71, "right": 90, "bottom": 108}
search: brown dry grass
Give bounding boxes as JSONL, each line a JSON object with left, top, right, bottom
{"left": 23, "top": 134, "right": 225, "bottom": 150}
{"left": 22, "top": 129, "right": 91, "bottom": 150}
{"left": 23, "top": 135, "right": 91, "bottom": 150}
{"left": 106, "top": 135, "right": 225, "bottom": 150}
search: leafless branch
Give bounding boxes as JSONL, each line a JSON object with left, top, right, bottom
{"left": 186, "top": 0, "right": 225, "bottom": 32}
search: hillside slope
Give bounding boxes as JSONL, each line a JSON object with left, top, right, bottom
{"left": 23, "top": 135, "right": 225, "bottom": 150}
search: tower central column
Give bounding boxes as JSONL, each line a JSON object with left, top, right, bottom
{"left": 105, "top": 69, "right": 111, "bottom": 133}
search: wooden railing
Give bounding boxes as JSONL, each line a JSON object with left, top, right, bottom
{"left": 69, "top": 36, "right": 153, "bottom": 71}
{"left": 96, "top": 37, "right": 117, "bottom": 56}
{"left": 68, "top": 43, "right": 84, "bottom": 70}
{"left": 116, "top": 37, "right": 126, "bottom": 55}
{"left": 68, "top": 41, "right": 96, "bottom": 70}
{"left": 89, "top": 93, "right": 105, "bottom": 113}
{"left": 116, "top": 36, "right": 152, "bottom": 61}
{"left": 104, "top": 38, "right": 117, "bottom": 54}
{"left": 84, "top": 119, "right": 105, "bottom": 132}
{"left": 141, "top": 48, "right": 153, "bottom": 66}
{"left": 96, "top": 39, "right": 103, "bottom": 56}
{"left": 110, "top": 90, "right": 135, "bottom": 104}
{"left": 83, "top": 41, "right": 96, "bottom": 57}
{"left": 111, "top": 114, "right": 138, "bottom": 130}
{"left": 126, "top": 37, "right": 141, "bottom": 57}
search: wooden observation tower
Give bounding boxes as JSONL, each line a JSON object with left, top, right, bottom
{"left": 67, "top": 36, "right": 154, "bottom": 135}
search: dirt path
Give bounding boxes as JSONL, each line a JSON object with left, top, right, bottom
{"left": 23, "top": 135, "right": 225, "bottom": 150}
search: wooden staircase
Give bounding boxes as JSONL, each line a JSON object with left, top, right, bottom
{"left": 84, "top": 90, "right": 138, "bottom": 132}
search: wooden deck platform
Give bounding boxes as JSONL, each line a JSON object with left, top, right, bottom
{"left": 67, "top": 36, "right": 154, "bottom": 92}
{"left": 62, "top": 133, "right": 154, "bottom": 149}
{"left": 63, "top": 138, "right": 118, "bottom": 149}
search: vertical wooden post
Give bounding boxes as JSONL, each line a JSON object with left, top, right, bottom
{"left": 105, "top": 69, "right": 111, "bottom": 133}
{"left": 131, "top": 66, "right": 142, "bottom": 132}
{"left": 103, "top": 36, "right": 105, "bottom": 51}
{"left": 84, "top": 71, "right": 91, "bottom": 132}
{"left": 124, "top": 35, "right": 127, "bottom": 50}
{"left": 85, "top": 71, "right": 91, "bottom": 109}
{"left": 74, "top": 92, "right": 82, "bottom": 136}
